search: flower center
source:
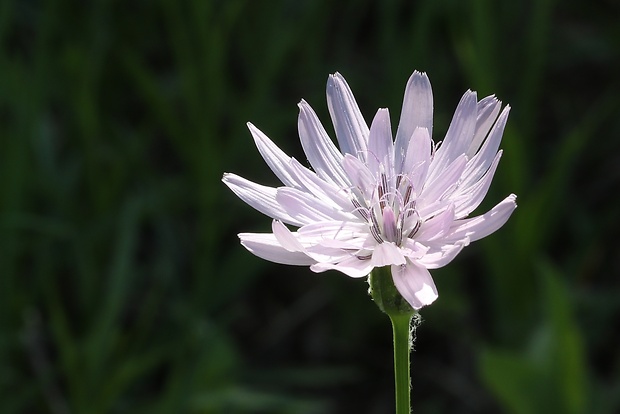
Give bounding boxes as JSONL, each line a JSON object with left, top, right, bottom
{"left": 350, "top": 172, "right": 422, "bottom": 246}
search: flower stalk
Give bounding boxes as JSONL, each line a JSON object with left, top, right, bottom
{"left": 391, "top": 312, "right": 413, "bottom": 414}
{"left": 370, "top": 266, "right": 415, "bottom": 414}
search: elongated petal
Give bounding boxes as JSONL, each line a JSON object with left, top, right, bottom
{"left": 427, "top": 91, "right": 477, "bottom": 183}
{"left": 446, "top": 194, "right": 517, "bottom": 242}
{"left": 298, "top": 100, "right": 349, "bottom": 188}
{"left": 326, "top": 72, "right": 369, "bottom": 161}
{"left": 342, "top": 154, "right": 375, "bottom": 200}
{"left": 461, "top": 106, "right": 510, "bottom": 190}
{"left": 272, "top": 220, "right": 306, "bottom": 252}
{"left": 415, "top": 204, "right": 455, "bottom": 242}
{"left": 394, "top": 71, "right": 434, "bottom": 171}
{"left": 371, "top": 242, "right": 406, "bottom": 267}
{"left": 271, "top": 220, "right": 356, "bottom": 263}
{"left": 419, "top": 154, "right": 468, "bottom": 206}
{"left": 467, "top": 96, "right": 501, "bottom": 157}
{"left": 239, "top": 232, "right": 315, "bottom": 265}
{"left": 313, "top": 235, "right": 373, "bottom": 251}
{"left": 288, "top": 158, "right": 352, "bottom": 211}
{"left": 416, "top": 241, "right": 468, "bottom": 269}
{"left": 311, "top": 255, "right": 374, "bottom": 278}
{"left": 391, "top": 260, "right": 438, "bottom": 309}
{"left": 454, "top": 151, "right": 502, "bottom": 217}
{"left": 401, "top": 127, "right": 431, "bottom": 189}
{"left": 222, "top": 173, "right": 302, "bottom": 226}
{"left": 298, "top": 220, "right": 368, "bottom": 240}
{"left": 247, "top": 122, "right": 297, "bottom": 187}
{"left": 276, "top": 187, "right": 354, "bottom": 224}
{"left": 367, "top": 108, "right": 394, "bottom": 177}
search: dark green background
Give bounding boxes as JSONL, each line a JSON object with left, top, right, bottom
{"left": 1, "top": 0, "right": 619, "bottom": 413}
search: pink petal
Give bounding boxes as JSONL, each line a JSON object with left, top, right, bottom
{"left": 419, "top": 154, "right": 468, "bottom": 206}
{"left": 447, "top": 194, "right": 517, "bottom": 242}
{"left": 239, "top": 233, "right": 315, "bottom": 265}
{"left": 272, "top": 220, "right": 305, "bottom": 252}
{"left": 427, "top": 90, "right": 477, "bottom": 184}
{"left": 288, "top": 158, "right": 352, "bottom": 211}
{"left": 222, "top": 173, "right": 302, "bottom": 226}
{"left": 371, "top": 242, "right": 406, "bottom": 267}
{"left": 400, "top": 127, "right": 431, "bottom": 188}
{"left": 394, "top": 71, "right": 434, "bottom": 172}
{"left": 276, "top": 187, "right": 354, "bottom": 224}
{"left": 461, "top": 106, "right": 510, "bottom": 190}
{"left": 367, "top": 108, "right": 394, "bottom": 177}
{"left": 326, "top": 72, "right": 369, "bottom": 161}
{"left": 454, "top": 151, "right": 502, "bottom": 217}
{"left": 247, "top": 122, "right": 297, "bottom": 187}
{"left": 342, "top": 153, "right": 376, "bottom": 200}
{"left": 467, "top": 96, "right": 502, "bottom": 157}
{"left": 416, "top": 241, "right": 468, "bottom": 269}
{"left": 415, "top": 204, "right": 456, "bottom": 242}
{"left": 297, "top": 100, "right": 350, "bottom": 188}
{"left": 311, "top": 255, "right": 374, "bottom": 278}
{"left": 391, "top": 260, "right": 438, "bottom": 309}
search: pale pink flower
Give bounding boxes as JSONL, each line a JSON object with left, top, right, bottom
{"left": 223, "top": 71, "right": 516, "bottom": 309}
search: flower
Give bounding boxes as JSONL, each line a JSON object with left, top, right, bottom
{"left": 222, "top": 71, "right": 516, "bottom": 310}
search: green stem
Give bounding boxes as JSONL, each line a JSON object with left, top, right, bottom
{"left": 390, "top": 313, "right": 412, "bottom": 414}
{"left": 369, "top": 266, "right": 415, "bottom": 414}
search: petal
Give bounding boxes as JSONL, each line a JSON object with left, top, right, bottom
{"left": 427, "top": 90, "right": 477, "bottom": 184}
{"left": 276, "top": 187, "right": 355, "bottom": 224}
{"left": 446, "top": 194, "right": 517, "bottom": 242}
{"left": 288, "top": 158, "right": 352, "bottom": 211}
{"left": 272, "top": 220, "right": 305, "bottom": 252}
{"left": 298, "top": 220, "right": 369, "bottom": 240}
{"left": 342, "top": 154, "right": 376, "bottom": 200}
{"left": 401, "top": 127, "right": 432, "bottom": 190}
{"left": 401, "top": 239, "right": 430, "bottom": 260}
{"left": 461, "top": 106, "right": 510, "bottom": 191}
{"left": 415, "top": 204, "right": 456, "bottom": 242}
{"left": 311, "top": 255, "right": 374, "bottom": 278}
{"left": 313, "top": 235, "right": 374, "bottom": 251}
{"left": 222, "top": 173, "right": 303, "bottom": 226}
{"left": 297, "top": 100, "right": 350, "bottom": 188}
{"left": 419, "top": 154, "right": 468, "bottom": 206}
{"left": 247, "top": 122, "right": 297, "bottom": 187}
{"left": 239, "top": 232, "right": 315, "bottom": 265}
{"left": 394, "top": 71, "right": 434, "bottom": 171}
{"left": 416, "top": 241, "right": 468, "bottom": 269}
{"left": 326, "top": 72, "right": 369, "bottom": 161}
{"left": 367, "top": 108, "right": 394, "bottom": 177}
{"left": 391, "top": 260, "right": 438, "bottom": 309}
{"left": 467, "top": 95, "right": 502, "bottom": 157}
{"left": 453, "top": 151, "right": 502, "bottom": 217}
{"left": 371, "top": 242, "right": 406, "bottom": 267}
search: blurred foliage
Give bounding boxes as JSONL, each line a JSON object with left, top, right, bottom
{"left": 0, "top": 0, "right": 619, "bottom": 413}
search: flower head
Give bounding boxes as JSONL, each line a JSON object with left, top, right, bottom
{"left": 223, "top": 71, "right": 516, "bottom": 310}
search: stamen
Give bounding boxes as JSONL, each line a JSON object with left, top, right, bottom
{"left": 370, "top": 210, "right": 384, "bottom": 244}
{"left": 407, "top": 218, "right": 421, "bottom": 238}
{"left": 403, "top": 185, "right": 413, "bottom": 206}
{"left": 380, "top": 172, "right": 389, "bottom": 210}
{"left": 351, "top": 198, "right": 370, "bottom": 221}
{"left": 397, "top": 213, "right": 406, "bottom": 245}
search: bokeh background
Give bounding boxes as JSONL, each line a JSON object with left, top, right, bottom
{"left": 1, "top": 0, "right": 619, "bottom": 413}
